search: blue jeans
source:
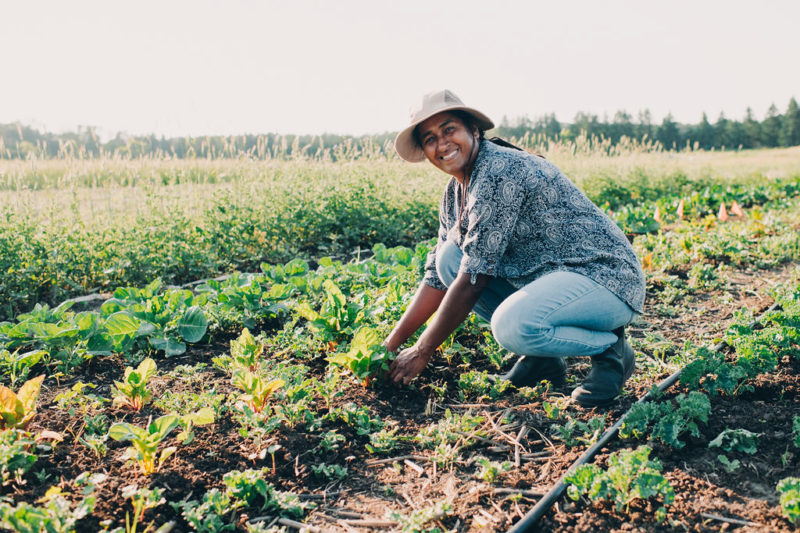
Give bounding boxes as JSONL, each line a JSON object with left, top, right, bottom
{"left": 436, "top": 241, "right": 637, "bottom": 358}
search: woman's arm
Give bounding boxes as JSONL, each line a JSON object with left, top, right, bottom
{"left": 383, "top": 282, "right": 446, "bottom": 353}
{"left": 389, "top": 272, "right": 490, "bottom": 384}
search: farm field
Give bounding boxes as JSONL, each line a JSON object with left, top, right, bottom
{"left": 2, "top": 146, "right": 800, "bottom": 532}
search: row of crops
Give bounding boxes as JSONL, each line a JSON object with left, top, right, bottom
{"left": 2, "top": 181, "right": 800, "bottom": 530}
{"left": 2, "top": 153, "right": 800, "bottom": 322}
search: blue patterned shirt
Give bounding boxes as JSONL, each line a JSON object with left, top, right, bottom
{"left": 423, "top": 140, "right": 646, "bottom": 313}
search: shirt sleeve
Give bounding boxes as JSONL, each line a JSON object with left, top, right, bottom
{"left": 459, "top": 166, "right": 526, "bottom": 282}
{"left": 421, "top": 188, "right": 451, "bottom": 291}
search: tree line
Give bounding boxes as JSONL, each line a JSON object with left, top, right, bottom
{"left": 1, "top": 97, "right": 798, "bottom": 159}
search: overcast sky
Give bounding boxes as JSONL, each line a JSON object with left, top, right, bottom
{"left": 2, "top": 0, "right": 798, "bottom": 139}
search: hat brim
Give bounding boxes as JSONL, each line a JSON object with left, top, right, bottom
{"left": 394, "top": 106, "right": 494, "bottom": 163}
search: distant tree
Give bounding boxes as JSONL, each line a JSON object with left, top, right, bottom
{"left": 611, "top": 110, "right": 635, "bottom": 142}
{"left": 715, "top": 112, "right": 732, "bottom": 148}
{"left": 742, "top": 107, "right": 761, "bottom": 148}
{"left": 656, "top": 113, "right": 680, "bottom": 149}
{"left": 693, "top": 112, "right": 715, "bottom": 149}
{"left": 779, "top": 97, "right": 800, "bottom": 147}
{"left": 761, "top": 103, "right": 781, "bottom": 147}
{"left": 636, "top": 109, "right": 653, "bottom": 141}
{"left": 573, "top": 112, "right": 601, "bottom": 138}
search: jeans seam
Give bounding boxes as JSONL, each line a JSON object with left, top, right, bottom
{"left": 535, "top": 284, "right": 607, "bottom": 349}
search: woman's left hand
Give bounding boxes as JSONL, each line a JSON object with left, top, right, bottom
{"left": 389, "top": 344, "right": 434, "bottom": 385}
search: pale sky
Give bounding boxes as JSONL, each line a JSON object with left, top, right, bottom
{"left": 2, "top": 0, "right": 798, "bottom": 139}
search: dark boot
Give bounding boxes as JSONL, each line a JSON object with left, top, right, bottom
{"left": 571, "top": 326, "right": 635, "bottom": 408}
{"left": 499, "top": 355, "right": 567, "bottom": 388}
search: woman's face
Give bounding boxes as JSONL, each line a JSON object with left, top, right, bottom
{"left": 416, "top": 111, "right": 479, "bottom": 180}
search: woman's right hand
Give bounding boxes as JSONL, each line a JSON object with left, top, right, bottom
{"left": 388, "top": 344, "right": 434, "bottom": 385}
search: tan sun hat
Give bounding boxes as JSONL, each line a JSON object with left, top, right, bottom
{"left": 394, "top": 89, "right": 494, "bottom": 162}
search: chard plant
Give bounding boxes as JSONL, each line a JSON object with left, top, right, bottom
{"left": 101, "top": 280, "right": 209, "bottom": 357}
{"left": 112, "top": 358, "right": 157, "bottom": 411}
{"left": 566, "top": 446, "right": 674, "bottom": 522}
{"left": 54, "top": 381, "right": 108, "bottom": 418}
{"left": 108, "top": 414, "right": 179, "bottom": 475}
{"left": 120, "top": 484, "right": 166, "bottom": 533}
{"left": 0, "top": 348, "right": 45, "bottom": 388}
{"left": 294, "top": 279, "right": 365, "bottom": 342}
{"left": 231, "top": 370, "right": 284, "bottom": 414}
{"left": 0, "top": 375, "right": 44, "bottom": 430}
{"left": 175, "top": 407, "right": 215, "bottom": 445}
{"left": 328, "top": 326, "right": 392, "bottom": 386}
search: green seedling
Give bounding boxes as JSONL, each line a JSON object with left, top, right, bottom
{"left": 0, "top": 375, "right": 44, "bottom": 430}
{"left": 390, "top": 500, "right": 452, "bottom": 533}
{"left": 474, "top": 456, "right": 512, "bottom": 484}
{"left": 312, "top": 463, "right": 348, "bottom": 480}
{"left": 709, "top": 428, "right": 759, "bottom": 454}
{"left": 457, "top": 370, "right": 511, "bottom": 401}
{"left": 112, "top": 358, "right": 157, "bottom": 411}
{"left": 366, "top": 425, "right": 400, "bottom": 455}
{"left": 108, "top": 414, "right": 179, "bottom": 475}
{"left": 54, "top": 382, "right": 108, "bottom": 417}
{"left": 79, "top": 433, "right": 109, "bottom": 459}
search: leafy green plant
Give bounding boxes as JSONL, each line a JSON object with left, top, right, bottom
{"left": 120, "top": 484, "right": 166, "bottom": 533}
{"left": 315, "top": 430, "right": 346, "bottom": 453}
{"left": 112, "top": 358, "right": 157, "bottom": 411}
{"left": 231, "top": 371, "right": 284, "bottom": 414}
{"left": 474, "top": 456, "right": 512, "bottom": 484}
{"left": 709, "top": 428, "right": 759, "bottom": 454}
{"left": 457, "top": 370, "right": 511, "bottom": 401}
{"left": 0, "top": 375, "right": 44, "bottom": 430}
{"left": 222, "top": 468, "right": 311, "bottom": 518}
{"left": 54, "top": 381, "right": 108, "bottom": 417}
{"left": 312, "top": 463, "right": 348, "bottom": 480}
{"left": 0, "top": 472, "right": 103, "bottom": 533}
{"left": 328, "top": 403, "right": 383, "bottom": 436}
{"left": 620, "top": 391, "right": 711, "bottom": 448}
{"left": 328, "top": 326, "right": 392, "bottom": 386}
{"left": 0, "top": 349, "right": 45, "bottom": 387}
{"left": 174, "top": 407, "right": 215, "bottom": 445}
{"left": 175, "top": 488, "right": 236, "bottom": 533}
{"left": 778, "top": 477, "right": 800, "bottom": 525}
{"left": 716, "top": 455, "right": 740, "bottom": 473}
{"left": 415, "top": 409, "right": 484, "bottom": 449}
{"left": 108, "top": 414, "right": 179, "bottom": 475}
{"left": 566, "top": 446, "right": 674, "bottom": 521}
{"left": 367, "top": 425, "right": 401, "bottom": 455}
{"left": 0, "top": 429, "right": 36, "bottom": 484}
{"left": 551, "top": 416, "right": 606, "bottom": 448}
{"left": 295, "top": 279, "right": 365, "bottom": 342}
{"left": 389, "top": 500, "right": 452, "bottom": 533}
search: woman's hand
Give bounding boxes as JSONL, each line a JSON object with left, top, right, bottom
{"left": 389, "top": 344, "right": 434, "bottom": 385}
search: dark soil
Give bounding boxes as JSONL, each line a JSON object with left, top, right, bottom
{"left": 6, "top": 262, "right": 800, "bottom": 532}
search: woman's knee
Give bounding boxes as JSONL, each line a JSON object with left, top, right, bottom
{"left": 491, "top": 299, "right": 552, "bottom": 355}
{"left": 435, "top": 240, "right": 462, "bottom": 287}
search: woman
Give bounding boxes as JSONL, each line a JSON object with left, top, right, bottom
{"left": 383, "top": 90, "right": 646, "bottom": 408}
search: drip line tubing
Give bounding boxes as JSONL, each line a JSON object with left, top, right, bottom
{"left": 507, "top": 302, "right": 781, "bottom": 533}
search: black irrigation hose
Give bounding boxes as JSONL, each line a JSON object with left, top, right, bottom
{"left": 507, "top": 302, "right": 782, "bottom": 533}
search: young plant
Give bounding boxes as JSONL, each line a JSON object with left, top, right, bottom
{"left": 474, "top": 456, "right": 512, "bottom": 484}
{"left": 389, "top": 500, "right": 452, "bottom": 533}
{"left": 0, "top": 429, "right": 36, "bottom": 484}
{"left": 366, "top": 424, "right": 401, "bottom": 455}
{"left": 54, "top": 382, "right": 108, "bottom": 417}
{"left": 112, "top": 358, "right": 157, "bottom": 411}
{"left": 175, "top": 407, "right": 215, "bottom": 445}
{"left": 120, "top": 484, "right": 166, "bottom": 533}
{"left": 213, "top": 328, "right": 264, "bottom": 373}
{"left": 566, "top": 446, "right": 674, "bottom": 521}
{"left": 709, "top": 428, "right": 759, "bottom": 454}
{"left": 328, "top": 326, "right": 392, "bottom": 386}
{"left": 231, "top": 371, "right": 284, "bottom": 414}
{"left": 620, "top": 391, "right": 711, "bottom": 448}
{"left": 0, "top": 375, "right": 44, "bottom": 430}
{"left": 777, "top": 477, "right": 800, "bottom": 525}
{"left": 457, "top": 370, "right": 511, "bottom": 401}
{"left": 311, "top": 463, "right": 348, "bottom": 480}
{"left": 108, "top": 414, "right": 179, "bottom": 475}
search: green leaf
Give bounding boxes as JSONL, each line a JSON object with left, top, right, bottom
{"left": 177, "top": 306, "right": 208, "bottom": 343}
{"left": 108, "top": 422, "right": 138, "bottom": 441}
{"left": 149, "top": 415, "right": 180, "bottom": 438}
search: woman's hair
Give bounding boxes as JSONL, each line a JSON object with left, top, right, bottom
{"left": 413, "top": 110, "right": 486, "bottom": 147}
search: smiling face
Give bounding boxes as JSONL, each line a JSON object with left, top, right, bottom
{"left": 416, "top": 111, "right": 479, "bottom": 181}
